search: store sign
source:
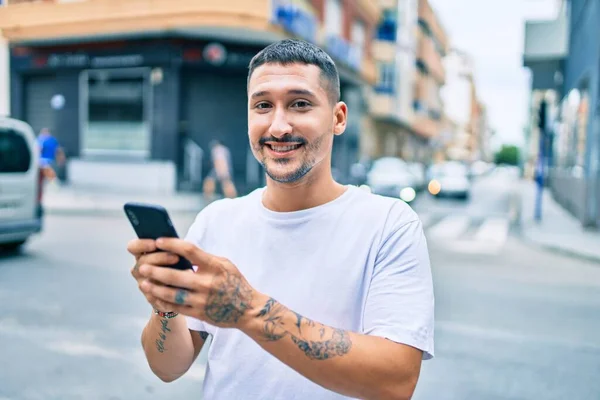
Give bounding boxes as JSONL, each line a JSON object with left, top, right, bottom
{"left": 203, "top": 43, "right": 227, "bottom": 66}
{"left": 271, "top": 2, "right": 317, "bottom": 43}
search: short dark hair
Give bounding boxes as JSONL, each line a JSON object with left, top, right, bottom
{"left": 248, "top": 39, "right": 341, "bottom": 104}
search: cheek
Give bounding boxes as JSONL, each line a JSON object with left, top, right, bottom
{"left": 248, "top": 116, "right": 269, "bottom": 140}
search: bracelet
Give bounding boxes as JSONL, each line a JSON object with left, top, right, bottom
{"left": 154, "top": 309, "right": 179, "bottom": 319}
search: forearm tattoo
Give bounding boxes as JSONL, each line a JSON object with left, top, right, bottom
{"left": 155, "top": 317, "right": 171, "bottom": 353}
{"left": 256, "top": 298, "right": 352, "bottom": 360}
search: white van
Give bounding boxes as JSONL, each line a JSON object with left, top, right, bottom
{"left": 0, "top": 117, "right": 44, "bottom": 251}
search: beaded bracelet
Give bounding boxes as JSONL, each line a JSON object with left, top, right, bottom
{"left": 154, "top": 309, "right": 179, "bottom": 319}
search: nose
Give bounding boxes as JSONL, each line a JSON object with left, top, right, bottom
{"left": 268, "top": 108, "right": 292, "bottom": 138}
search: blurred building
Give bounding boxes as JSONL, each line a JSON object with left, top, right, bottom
{"left": 523, "top": 0, "right": 599, "bottom": 228}
{"left": 0, "top": 0, "right": 380, "bottom": 194}
{"left": 439, "top": 48, "right": 491, "bottom": 163}
{"left": 365, "top": 0, "right": 447, "bottom": 164}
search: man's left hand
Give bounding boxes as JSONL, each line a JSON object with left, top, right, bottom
{"left": 137, "top": 238, "right": 261, "bottom": 329}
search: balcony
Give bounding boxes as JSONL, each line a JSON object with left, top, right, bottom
{"left": 369, "top": 89, "right": 399, "bottom": 123}
{"left": 417, "top": 28, "right": 445, "bottom": 84}
{"left": 0, "top": 0, "right": 277, "bottom": 42}
{"left": 373, "top": 39, "right": 395, "bottom": 62}
{"left": 412, "top": 114, "right": 439, "bottom": 139}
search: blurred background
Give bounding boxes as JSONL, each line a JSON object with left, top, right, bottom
{"left": 0, "top": 0, "right": 599, "bottom": 399}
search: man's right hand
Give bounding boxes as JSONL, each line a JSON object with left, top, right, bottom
{"left": 127, "top": 239, "right": 181, "bottom": 313}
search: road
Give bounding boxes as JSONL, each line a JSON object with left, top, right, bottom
{"left": 1, "top": 171, "right": 599, "bottom": 400}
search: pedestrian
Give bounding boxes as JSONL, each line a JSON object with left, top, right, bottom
{"left": 128, "top": 39, "right": 434, "bottom": 399}
{"left": 37, "top": 127, "right": 65, "bottom": 183}
{"left": 202, "top": 139, "right": 238, "bottom": 200}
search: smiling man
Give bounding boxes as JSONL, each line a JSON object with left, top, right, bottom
{"left": 128, "top": 39, "right": 434, "bottom": 400}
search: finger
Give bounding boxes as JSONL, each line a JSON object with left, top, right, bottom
{"left": 127, "top": 239, "right": 157, "bottom": 256}
{"left": 141, "top": 279, "right": 195, "bottom": 307}
{"left": 155, "top": 238, "right": 216, "bottom": 269}
{"left": 138, "top": 263, "right": 198, "bottom": 290}
{"left": 138, "top": 252, "right": 180, "bottom": 267}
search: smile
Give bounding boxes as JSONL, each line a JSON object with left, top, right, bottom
{"left": 266, "top": 143, "right": 303, "bottom": 155}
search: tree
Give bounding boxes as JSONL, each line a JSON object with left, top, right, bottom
{"left": 494, "top": 145, "right": 520, "bottom": 166}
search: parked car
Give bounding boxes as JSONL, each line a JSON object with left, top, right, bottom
{"left": 366, "top": 157, "right": 418, "bottom": 203}
{"left": 407, "top": 162, "right": 427, "bottom": 192}
{"left": 428, "top": 161, "right": 471, "bottom": 200}
{"left": 0, "top": 117, "right": 44, "bottom": 251}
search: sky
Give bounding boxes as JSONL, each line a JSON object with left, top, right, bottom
{"left": 429, "top": 0, "right": 560, "bottom": 148}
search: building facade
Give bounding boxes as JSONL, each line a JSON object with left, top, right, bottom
{"left": 367, "top": 0, "right": 447, "bottom": 165}
{"left": 523, "top": 0, "right": 599, "bottom": 228}
{"left": 0, "top": 0, "right": 380, "bottom": 194}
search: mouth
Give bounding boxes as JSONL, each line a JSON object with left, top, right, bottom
{"left": 264, "top": 143, "right": 304, "bottom": 157}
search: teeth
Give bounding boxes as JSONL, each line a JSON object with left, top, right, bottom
{"left": 271, "top": 144, "right": 300, "bottom": 152}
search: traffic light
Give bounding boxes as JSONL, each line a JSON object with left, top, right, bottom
{"left": 538, "top": 100, "right": 547, "bottom": 131}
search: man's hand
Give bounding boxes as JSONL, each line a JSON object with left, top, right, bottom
{"left": 127, "top": 239, "right": 184, "bottom": 313}
{"left": 136, "top": 238, "right": 260, "bottom": 329}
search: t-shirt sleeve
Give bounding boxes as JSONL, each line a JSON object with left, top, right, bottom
{"left": 183, "top": 211, "right": 210, "bottom": 333}
{"left": 363, "top": 213, "right": 435, "bottom": 360}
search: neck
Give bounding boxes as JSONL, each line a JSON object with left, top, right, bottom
{"left": 262, "top": 166, "right": 347, "bottom": 212}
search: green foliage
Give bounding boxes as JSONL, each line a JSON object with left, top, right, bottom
{"left": 494, "top": 145, "right": 520, "bottom": 166}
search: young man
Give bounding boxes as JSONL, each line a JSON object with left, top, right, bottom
{"left": 128, "top": 39, "right": 434, "bottom": 399}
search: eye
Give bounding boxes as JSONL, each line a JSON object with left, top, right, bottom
{"left": 255, "top": 102, "right": 272, "bottom": 110}
{"left": 292, "top": 100, "right": 311, "bottom": 109}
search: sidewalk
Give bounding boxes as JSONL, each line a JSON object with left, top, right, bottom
{"left": 42, "top": 182, "right": 207, "bottom": 216}
{"left": 517, "top": 179, "right": 600, "bottom": 263}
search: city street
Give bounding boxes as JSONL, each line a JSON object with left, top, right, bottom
{"left": 1, "top": 172, "right": 599, "bottom": 400}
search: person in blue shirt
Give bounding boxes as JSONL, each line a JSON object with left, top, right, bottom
{"left": 37, "top": 128, "right": 65, "bottom": 181}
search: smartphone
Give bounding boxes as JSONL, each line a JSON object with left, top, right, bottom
{"left": 124, "top": 202, "right": 193, "bottom": 271}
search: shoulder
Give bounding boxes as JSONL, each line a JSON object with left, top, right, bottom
{"left": 349, "top": 187, "right": 420, "bottom": 230}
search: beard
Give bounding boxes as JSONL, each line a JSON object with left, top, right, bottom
{"left": 253, "top": 133, "right": 329, "bottom": 184}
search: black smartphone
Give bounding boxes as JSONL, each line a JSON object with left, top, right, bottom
{"left": 124, "top": 202, "right": 193, "bottom": 271}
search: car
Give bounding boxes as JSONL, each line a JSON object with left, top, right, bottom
{"left": 427, "top": 161, "right": 471, "bottom": 200}
{"left": 0, "top": 117, "right": 44, "bottom": 251}
{"left": 366, "top": 157, "right": 418, "bottom": 203}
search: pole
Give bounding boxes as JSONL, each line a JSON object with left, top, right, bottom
{"left": 534, "top": 100, "right": 547, "bottom": 222}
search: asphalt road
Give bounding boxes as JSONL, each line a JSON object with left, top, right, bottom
{"left": 1, "top": 171, "right": 599, "bottom": 400}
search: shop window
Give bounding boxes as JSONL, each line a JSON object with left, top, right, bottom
{"left": 81, "top": 68, "right": 151, "bottom": 158}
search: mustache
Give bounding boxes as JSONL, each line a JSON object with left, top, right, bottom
{"left": 259, "top": 136, "right": 306, "bottom": 145}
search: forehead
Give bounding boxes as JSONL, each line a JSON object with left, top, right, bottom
{"left": 248, "top": 63, "right": 326, "bottom": 96}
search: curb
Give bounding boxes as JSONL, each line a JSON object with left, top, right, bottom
{"left": 519, "top": 233, "right": 600, "bottom": 264}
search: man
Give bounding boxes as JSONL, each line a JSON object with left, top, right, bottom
{"left": 37, "top": 127, "right": 65, "bottom": 182}
{"left": 128, "top": 39, "right": 434, "bottom": 399}
{"left": 202, "top": 139, "right": 238, "bottom": 200}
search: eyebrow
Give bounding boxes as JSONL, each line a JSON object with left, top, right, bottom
{"left": 250, "top": 89, "right": 317, "bottom": 99}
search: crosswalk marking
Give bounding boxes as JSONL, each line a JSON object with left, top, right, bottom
{"left": 421, "top": 214, "right": 511, "bottom": 255}
{"left": 427, "top": 215, "right": 471, "bottom": 239}
{"left": 474, "top": 217, "right": 510, "bottom": 245}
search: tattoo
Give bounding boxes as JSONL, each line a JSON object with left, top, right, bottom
{"left": 175, "top": 289, "right": 188, "bottom": 305}
{"left": 204, "top": 271, "right": 253, "bottom": 324}
{"left": 255, "top": 297, "right": 352, "bottom": 360}
{"left": 155, "top": 317, "right": 171, "bottom": 353}
{"left": 199, "top": 331, "right": 210, "bottom": 340}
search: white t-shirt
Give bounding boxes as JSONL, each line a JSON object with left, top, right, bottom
{"left": 184, "top": 185, "right": 434, "bottom": 399}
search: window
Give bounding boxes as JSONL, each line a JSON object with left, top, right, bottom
{"left": 0, "top": 129, "right": 31, "bottom": 173}
{"left": 376, "top": 62, "right": 396, "bottom": 93}
{"left": 325, "top": 0, "right": 343, "bottom": 37}
{"left": 376, "top": 9, "right": 398, "bottom": 41}
{"left": 82, "top": 68, "right": 151, "bottom": 157}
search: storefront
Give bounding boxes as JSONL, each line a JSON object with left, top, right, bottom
{"left": 10, "top": 39, "right": 264, "bottom": 194}
{"left": 10, "top": 36, "right": 366, "bottom": 194}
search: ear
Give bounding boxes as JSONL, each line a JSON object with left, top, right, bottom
{"left": 333, "top": 102, "right": 348, "bottom": 136}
